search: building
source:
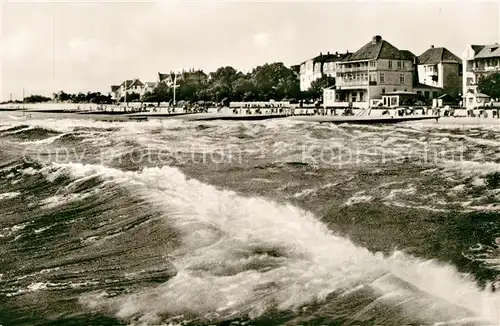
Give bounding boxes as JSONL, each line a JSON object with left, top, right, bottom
{"left": 290, "top": 64, "right": 300, "bottom": 79}
{"left": 110, "top": 85, "right": 120, "bottom": 100}
{"left": 158, "top": 69, "right": 208, "bottom": 87}
{"left": 298, "top": 52, "right": 349, "bottom": 91}
{"left": 328, "top": 35, "right": 415, "bottom": 108}
{"left": 416, "top": 45, "right": 462, "bottom": 100}
{"left": 463, "top": 43, "right": 500, "bottom": 109}
{"left": 142, "top": 82, "right": 157, "bottom": 97}
{"left": 111, "top": 79, "right": 145, "bottom": 101}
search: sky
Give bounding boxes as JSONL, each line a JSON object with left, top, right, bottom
{"left": 0, "top": 0, "right": 499, "bottom": 101}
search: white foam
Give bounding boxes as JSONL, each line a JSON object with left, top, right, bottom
{"left": 0, "top": 192, "right": 20, "bottom": 200}
{"left": 343, "top": 191, "right": 373, "bottom": 206}
{"left": 56, "top": 163, "right": 500, "bottom": 324}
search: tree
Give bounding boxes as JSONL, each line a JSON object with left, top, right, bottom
{"left": 143, "top": 82, "right": 172, "bottom": 103}
{"left": 308, "top": 76, "right": 336, "bottom": 100}
{"left": 477, "top": 72, "right": 500, "bottom": 100}
{"left": 24, "top": 95, "right": 52, "bottom": 103}
{"left": 233, "top": 77, "right": 256, "bottom": 101}
{"left": 119, "top": 92, "right": 140, "bottom": 102}
{"left": 205, "top": 66, "right": 240, "bottom": 102}
{"left": 250, "top": 62, "right": 299, "bottom": 100}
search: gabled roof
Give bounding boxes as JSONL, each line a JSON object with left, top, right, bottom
{"left": 471, "top": 45, "right": 486, "bottom": 55}
{"left": 418, "top": 47, "right": 461, "bottom": 64}
{"left": 346, "top": 35, "right": 411, "bottom": 62}
{"left": 120, "top": 79, "right": 143, "bottom": 89}
{"left": 110, "top": 85, "right": 120, "bottom": 92}
{"left": 145, "top": 82, "right": 156, "bottom": 87}
{"left": 121, "top": 80, "right": 134, "bottom": 88}
{"left": 130, "top": 79, "right": 144, "bottom": 87}
{"left": 300, "top": 52, "right": 350, "bottom": 65}
{"left": 158, "top": 73, "right": 171, "bottom": 82}
{"left": 474, "top": 44, "right": 500, "bottom": 59}
{"left": 400, "top": 50, "right": 416, "bottom": 61}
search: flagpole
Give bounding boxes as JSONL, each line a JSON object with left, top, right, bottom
{"left": 173, "top": 73, "right": 177, "bottom": 107}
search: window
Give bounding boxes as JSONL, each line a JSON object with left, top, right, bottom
{"left": 399, "top": 73, "right": 405, "bottom": 84}
{"left": 380, "top": 73, "right": 385, "bottom": 83}
{"left": 389, "top": 61, "right": 393, "bottom": 69}
{"left": 402, "top": 61, "right": 406, "bottom": 68}
{"left": 424, "top": 91, "right": 429, "bottom": 98}
{"left": 416, "top": 91, "right": 421, "bottom": 95}
{"left": 393, "top": 88, "right": 397, "bottom": 92}
{"left": 397, "top": 61, "right": 401, "bottom": 69}
{"left": 382, "top": 88, "right": 386, "bottom": 94}
{"left": 370, "top": 61, "right": 376, "bottom": 67}
{"left": 432, "top": 91, "right": 438, "bottom": 98}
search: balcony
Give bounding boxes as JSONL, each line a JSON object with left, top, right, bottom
{"left": 336, "top": 80, "right": 370, "bottom": 88}
{"left": 337, "top": 66, "right": 373, "bottom": 73}
{"left": 472, "top": 66, "right": 500, "bottom": 72}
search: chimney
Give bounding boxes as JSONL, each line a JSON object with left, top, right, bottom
{"left": 320, "top": 52, "right": 323, "bottom": 56}
{"left": 327, "top": 51, "right": 330, "bottom": 55}
{"left": 372, "top": 35, "right": 382, "bottom": 44}
{"left": 431, "top": 45, "right": 434, "bottom": 48}
{"left": 335, "top": 51, "right": 338, "bottom": 56}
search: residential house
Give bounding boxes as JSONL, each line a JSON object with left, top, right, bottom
{"left": 158, "top": 69, "right": 208, "bottom": 87}
{"left": 328, "top": 35, "right": 415, "bottom": 108}
{"left": 142, "top": 82, "right": 157, "bottom": 97}
{"left": 112, "top": 79, "right": 145, "bottom": 102}
{"left": 110, "top": 85, "right": 120, "bottom": 100}
{"left": 463, "top": 43, "right": 500, "bottom": 109}
{"left": 415, "top": 45, "right": 462, "bottom": 100}
{"left": 298, "top": 51, "right": 349, "bottom": 91}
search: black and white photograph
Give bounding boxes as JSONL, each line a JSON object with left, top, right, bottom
{"left": 1, "top": 1, "right": 500, "bottom": 325}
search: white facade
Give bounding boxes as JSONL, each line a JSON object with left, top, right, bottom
{"left": 300, "top": 59, "right": 322, "bottom": 91}
{"left": 462, "top": 44, "right": 500, "bottom": 109}
{"left": 417, "top": 64, "right": 443, "bottom": 88}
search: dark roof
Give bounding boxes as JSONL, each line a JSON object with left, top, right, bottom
{"left": 290, "top": 64, "right": 300, "bottom": 73}
{"left": 130, "top": 79, "right": 144, "bottom": 87}
{"left": 474, "top": 44, "right": 500, "bottom": 59}
{"left": 418, "top": 47, "right": 461, "bottom": 64}
{"left": 121, "top": 80, "right": 134, "bottom": 88}
{"left": 346, "top": 35, "right": 411, "bottom": 62}
{"left": 400, "top": 50, "right": 416, "bottom": 61}
{"left": 471, "top": 45, "right": 486, "bottom": 55}
{"left": 301, "top": 52, "right": 350, "bottom": 64}
{"left": 120, "top": 79, "right": 143, "bottom": 89}
{"left": 158, "top": 73, "right": 170, "bottom": 82}
{"left": 110, "top": 85, "right": 120, "bottom": 92}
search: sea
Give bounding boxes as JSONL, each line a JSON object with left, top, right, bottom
{"left": 1, "top": 111, "right": 500, "bottom": 326}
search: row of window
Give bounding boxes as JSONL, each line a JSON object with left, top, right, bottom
{"left": 311, "top": 60, "right": 409, "bottom": 73}
{"left": 338, "top": 72, "right": 406, "bottom": 84}
{"left": 475, "top": 59, "right": 500, "bottom": 67}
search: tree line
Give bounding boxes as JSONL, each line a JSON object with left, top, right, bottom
{"left": 141, "top": 63, "right": 332, "bottom": 104}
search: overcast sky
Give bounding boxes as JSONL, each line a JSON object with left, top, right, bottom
{"left": 1, "top": 1, "right": 499, "bottom": 101}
